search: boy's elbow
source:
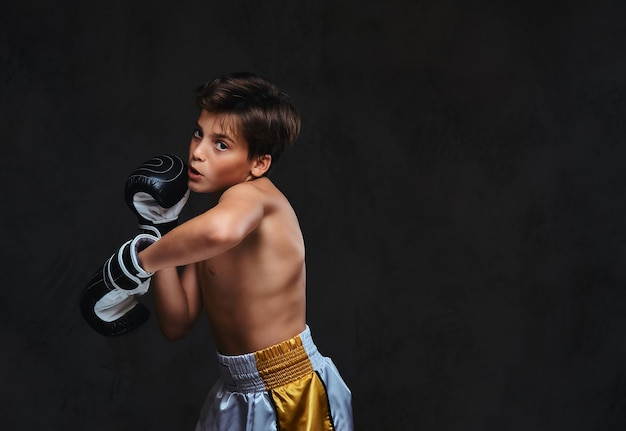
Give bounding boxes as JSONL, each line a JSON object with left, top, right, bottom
{"left": 163, "top": 332, "right": 186, "bottom": 342}
{"left": 159, "top": 322, "right": 192, "bottom": 342}
{"left": 203, "top": 221, "right": 244, "bottom": 249}
{"left": 161, "top": 328, "right": 189, "bottom": 342}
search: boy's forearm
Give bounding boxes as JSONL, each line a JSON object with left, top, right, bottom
{"left": 151, "top": 267, "right": 195, "bottom": 341}
{"left": 138, "top": 212, "right": 243, "bottom": 273}
{"left": 138, "top": 183, "right": 265, "bottom": 273}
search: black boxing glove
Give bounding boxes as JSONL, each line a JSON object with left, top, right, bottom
{"left": 79, "top": 234, "right": 157, "bottom": 336}
{"left": 125, "top": 154, "right": 189, "bottom": 238}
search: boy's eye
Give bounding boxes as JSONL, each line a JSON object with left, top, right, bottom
{"left": 193, "top": 129, "right": 202, "bottom": 139}
{"left": 215, "top": 141, "right": 228, "bottom": 151}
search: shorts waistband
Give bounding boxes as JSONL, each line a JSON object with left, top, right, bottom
{"left": 216, "top": 325, "right": 324, "bottom": 393}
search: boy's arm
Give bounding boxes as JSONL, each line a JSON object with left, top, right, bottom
{"left": 151, "top": 265, "right": 202, "bottom": 340}
{"left": 141, "top": 183, "right": 264, "bottom": 339}
{"left": 139, "top": 182, "right": 265, "bottom": 273}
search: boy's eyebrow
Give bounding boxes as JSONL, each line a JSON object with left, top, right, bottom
{"left": 211, "top": 131, "right": 235, "bottom": 143}
{"left": 194, "top": 120, "right": 238, "bottom": 143}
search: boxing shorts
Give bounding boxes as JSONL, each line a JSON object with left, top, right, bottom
{"left": 195, "top": 326, "right": 353, "bottom": 430}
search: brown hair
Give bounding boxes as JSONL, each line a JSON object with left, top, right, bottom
{"left": 195, "top": 72, "right": 301, "bottom": 168}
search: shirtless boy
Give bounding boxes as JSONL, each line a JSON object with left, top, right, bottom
{"left": 82, "top": 72, "right": 353, "bottom": 430}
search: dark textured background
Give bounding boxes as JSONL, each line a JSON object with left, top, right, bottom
{"left": 2, "top": 0, "right": 626, "bottom": 429}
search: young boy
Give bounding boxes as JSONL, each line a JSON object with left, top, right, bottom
{"left": 135, "top": 73, "right": 353, "bottom": 430}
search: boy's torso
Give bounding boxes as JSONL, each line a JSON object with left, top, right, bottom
{"left": 197, "top": 177, "right": 307, "bottom": 355}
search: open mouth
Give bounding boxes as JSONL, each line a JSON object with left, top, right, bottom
{"left": 188, "top": 166, "right": 202, "bottom": 178}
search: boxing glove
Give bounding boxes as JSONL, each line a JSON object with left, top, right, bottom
{"left": 125, "top": 154, "right": 190, "bottom": 238}
{"left": 79, "top": 233, "right": 157, "bottom": 336}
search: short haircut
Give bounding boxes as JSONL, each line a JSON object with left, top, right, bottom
{"left": 195, "top": 72, "right": 301, "bottom": 168}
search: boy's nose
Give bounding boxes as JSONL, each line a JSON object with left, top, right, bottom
{"left": 191, "top": 143, "right": 205, "bottom": 161}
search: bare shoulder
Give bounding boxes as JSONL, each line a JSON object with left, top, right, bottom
{"left": 220, "top": 178, "right": 287, "bottom": 209}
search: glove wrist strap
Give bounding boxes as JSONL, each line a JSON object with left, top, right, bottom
{"left": 104, "top": 234, "right": 157, "bottom": 293}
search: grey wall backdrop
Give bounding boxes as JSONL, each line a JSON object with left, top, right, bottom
{"left": 2, "top": 0, "right": 626, "bottom": 429}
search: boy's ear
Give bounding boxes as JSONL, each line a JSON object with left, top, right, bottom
{"left": 250, "top": 154, "right": 272, "bottom": 177}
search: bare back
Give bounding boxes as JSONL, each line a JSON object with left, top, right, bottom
{"left": 196, "top": 177, "right": 306, "bottom": 355}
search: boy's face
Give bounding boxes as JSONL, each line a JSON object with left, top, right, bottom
{"left": 187, "top": 110, "right": 257, "bottom": 193}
